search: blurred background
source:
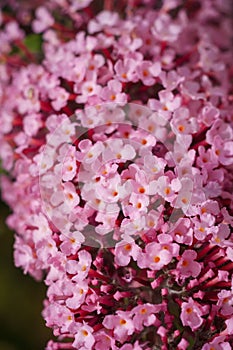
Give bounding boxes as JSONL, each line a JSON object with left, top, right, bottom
{"left": 0, "top": 199, "right": 52, "bottom": 350}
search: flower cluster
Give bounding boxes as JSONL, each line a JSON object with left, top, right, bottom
{"left": 0, "top": 0, "right": 233, "bottom": 349}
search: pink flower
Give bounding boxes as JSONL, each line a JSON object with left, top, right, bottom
{"left": 157, "top": 233, "right": 179, "bottom": 257}
{"left": 32, "top": 6, "right": 54, "bottom": 33}
{"left": 72, "top": 323, "right": 95, "bottom": 349}
{"left": 149, "top": 175, "right": 180, "bottom": 203}
{"left": 100, "top": 79, "right": 127, "bottom": 105}
{"left": 69, "top": 0, "right": 94, "bottom": 11}
{"left": 171, "top": 107, "right": 198, "bottom": 135}
{"left": 23, "top": 113, "right": 42, "bottom": 137}
{"left": 102, "top": 139, "right": 136, "bottom": 162}
{"left": 136, "top": 61, "right": 161, "bottom": 86}
{"left": 196, "top": 145, "right": 219, "bottom": 169}
{"left": 148, "top": 90, "right": 181, "bottom": 117}
{"left": 88, "top": 10, "right": 120, "bottom": 34}
{"left": 181, "top": 298, "right": 204, "bottom": 331}
{"left": 131, "top": 303, "right": 158, "bottom": 331}
{"left": 212, "top": 135, "right": 233, "bottom": 166}
{"left": 76, "top": 81, "right": 102, "bottom": 104}
{"left": 225, "top": 316, "right": 233, "bottom": 335}
{"left": 217, "top": 290, "right": 233, "bottom": 316}
{"left": 177, "top": 250, "right": 201, "bottom": 278}
{"left": 171, "top": 218, "right": 193, "bottom": 246}
{"left": 1, "top": 1, "right": 233, "bottom": 349}
{"left": 50, "top": 181, "right": 80, "bottom": 213}
{"left": 115, "top": 58, "right": 138, "bottom": 82}
{"left": 60, "top": 230, "right": 85, "bottom": 255}
{"left": 66, "top": 250, "right": 92, "bottom": 280}
{"left": 174, "top": 178, "right": 193, "bottom": 212}
{"left": 115, "top": 238, "right": 141, "bottom": 266}
{"left": 137, "top": 242, "right": 172, "bottom": 270}
{"left": 177, "top": 338, "right": 189, "bottom": 350}
{"left": 65, "top": 280, "right": 88, "bottom": 309}
{"left": 201, "top": 336, "right": 231, "bottom": 350}
{"left": 103, "top": 311, "right": 134, "bottom": 342}
{"left": 152, "top": 13, "right": 182, "bottom": 42}
{"left": 76, "top": 139, "right": 104, "bottom": 164}
{"left": 128, "top": 192, "right": 150, "bottom": 213}
{"left": 94, "top": 331, "right": 116, "bottom": 350}
{"left": 43, "top": 303, "right": 74, "bottom": 333}
{"left": 120, "top": 341, "right": 144, "bottom": 350}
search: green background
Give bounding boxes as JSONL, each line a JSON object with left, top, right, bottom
{"left": 0, "top": 199, "right": 52, "bottom": 350}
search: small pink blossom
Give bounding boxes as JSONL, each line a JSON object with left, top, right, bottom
{"left": 103, "top": 311, "right": 134, "bottom": 342}
{"left": 136, "top": 61, "right": 161, "bottom": 86}
{"left": 201, "top": 336, "right": 231, "bottom": 350}
{"left": 131, "top": 303, "right": 157, "bottom": 331}
{"left": 60, "top": 231, "right": 85, "bottom": 255}
{"left": 65, "top": 280, "right": 88, "bottom": 309}
{"left": 181, "top": 298, "right": 205, "bottom": 331}
{"left": 115, "top": 238, "right": 141, "bottom": 266}
{"left": 94, "top": 331, "right": 116, "bottom": 350}
{"left": 66, "top": 250, "right": 92, "bottom": 280}
{"left": 72, "top": 323, "right": 95, "bottom": 349}
{"left": 137, "top": 242, "right": 172, "bottom": 270}
{"left": 115, "top": 58, "right": 138, "bottom": 82}
{"left": 177, "top": 250, "right": 201, "bottom": 278}
{"left": 100, "top": 79, "right": 127, "bottom": 105}
{"left": 217, "top": 290, "right": 233, "bottom": 316}
{"left": 152, "top": 13, "right": 182, "bottom": 42}
{"left": 32, "top": 6, "right": 54, "bottom": 33}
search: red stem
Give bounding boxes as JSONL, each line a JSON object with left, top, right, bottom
{"left": 14, "top": 39, "right": 35, "bottom": 61}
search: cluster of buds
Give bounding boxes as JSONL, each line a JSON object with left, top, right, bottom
{"left": 0, "top": 0, "right": 233, "bottom": 349}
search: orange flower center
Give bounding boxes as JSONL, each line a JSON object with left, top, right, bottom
{"left": 164, "top": 187, "right": 171, "bottom": 195}
{"left": 186, "top": 307, "right": 193, "bottom": 314}
{"left": 154, "top": 256, "right": 160, "bottom": 263}
{"left": 119, "top": 319, "right": 127, "bottom": 325}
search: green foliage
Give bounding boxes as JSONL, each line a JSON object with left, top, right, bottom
{"left": 24, "top": 34, "right": 42, "bottom": 54}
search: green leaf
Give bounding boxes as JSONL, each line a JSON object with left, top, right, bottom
{"left": 0, "top": 160, "right": 8, "bottom": 175}
{"left": 24, "top": 34, "right": 42, "bottom": 53}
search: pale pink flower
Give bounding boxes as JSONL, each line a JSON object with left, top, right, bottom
{"left": 115, "top": 58, "right": 138, "bottom": 82}
{"left": 217, "top": 290, "right": 233, "bottom": 316}
{"left": 136, "top": 61, "right": 161, "bottom": 86}
{"left": 103, "top": 311, "right": 134, "bottom": 342}
{"left": 201, "top": 336, "right": 231, "bottom": 350}
{"left": 181, "top": 298, "right": 204, "bottom": 331}
{"left": 66, "top": 250, "right": 92, "bottom": 280}
{"left": 100, "top": 79, "right": 127, "bottom": 105}
{"left": 66, "top": 280, "right": 88, "bottom": 309}
{"left": 137, "top": 242, "right": 172, "bottom": 270}
{"left": 131, "top": 303, "right": 158, "bottom": 331}
{"left": 76, "top": 140, "right": 104, "bottom": 164}
{"left": 32, "top": 6, "right": 54, "bottom": 33}
{"left": 102, "top": 139, "right": 136, "bottom": 163}
{"left": 94, "top": 331, "right": 116, "bottom": 350}
{"left": 72, "top": 323, "right": 95, "bottom": 349}
{"left": 225, "top": 316, "right": 233, "bottom": 335}
{"left": 171, "top": 218, "right": 193, "bottom": 246}
{"left": 115, "top": 238, "right": 141, "bottom": 266}
{"left": 60, "top": 230, "right": 85, "bottom": 255}
{"left": 152, "top": 13, "right": 182, "bottom": 42}
{"left": 177, "top": 250, "right": 201, "bottom": 278}
{"left": 76, "top": 81, "right": 102, "bottom": 104}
